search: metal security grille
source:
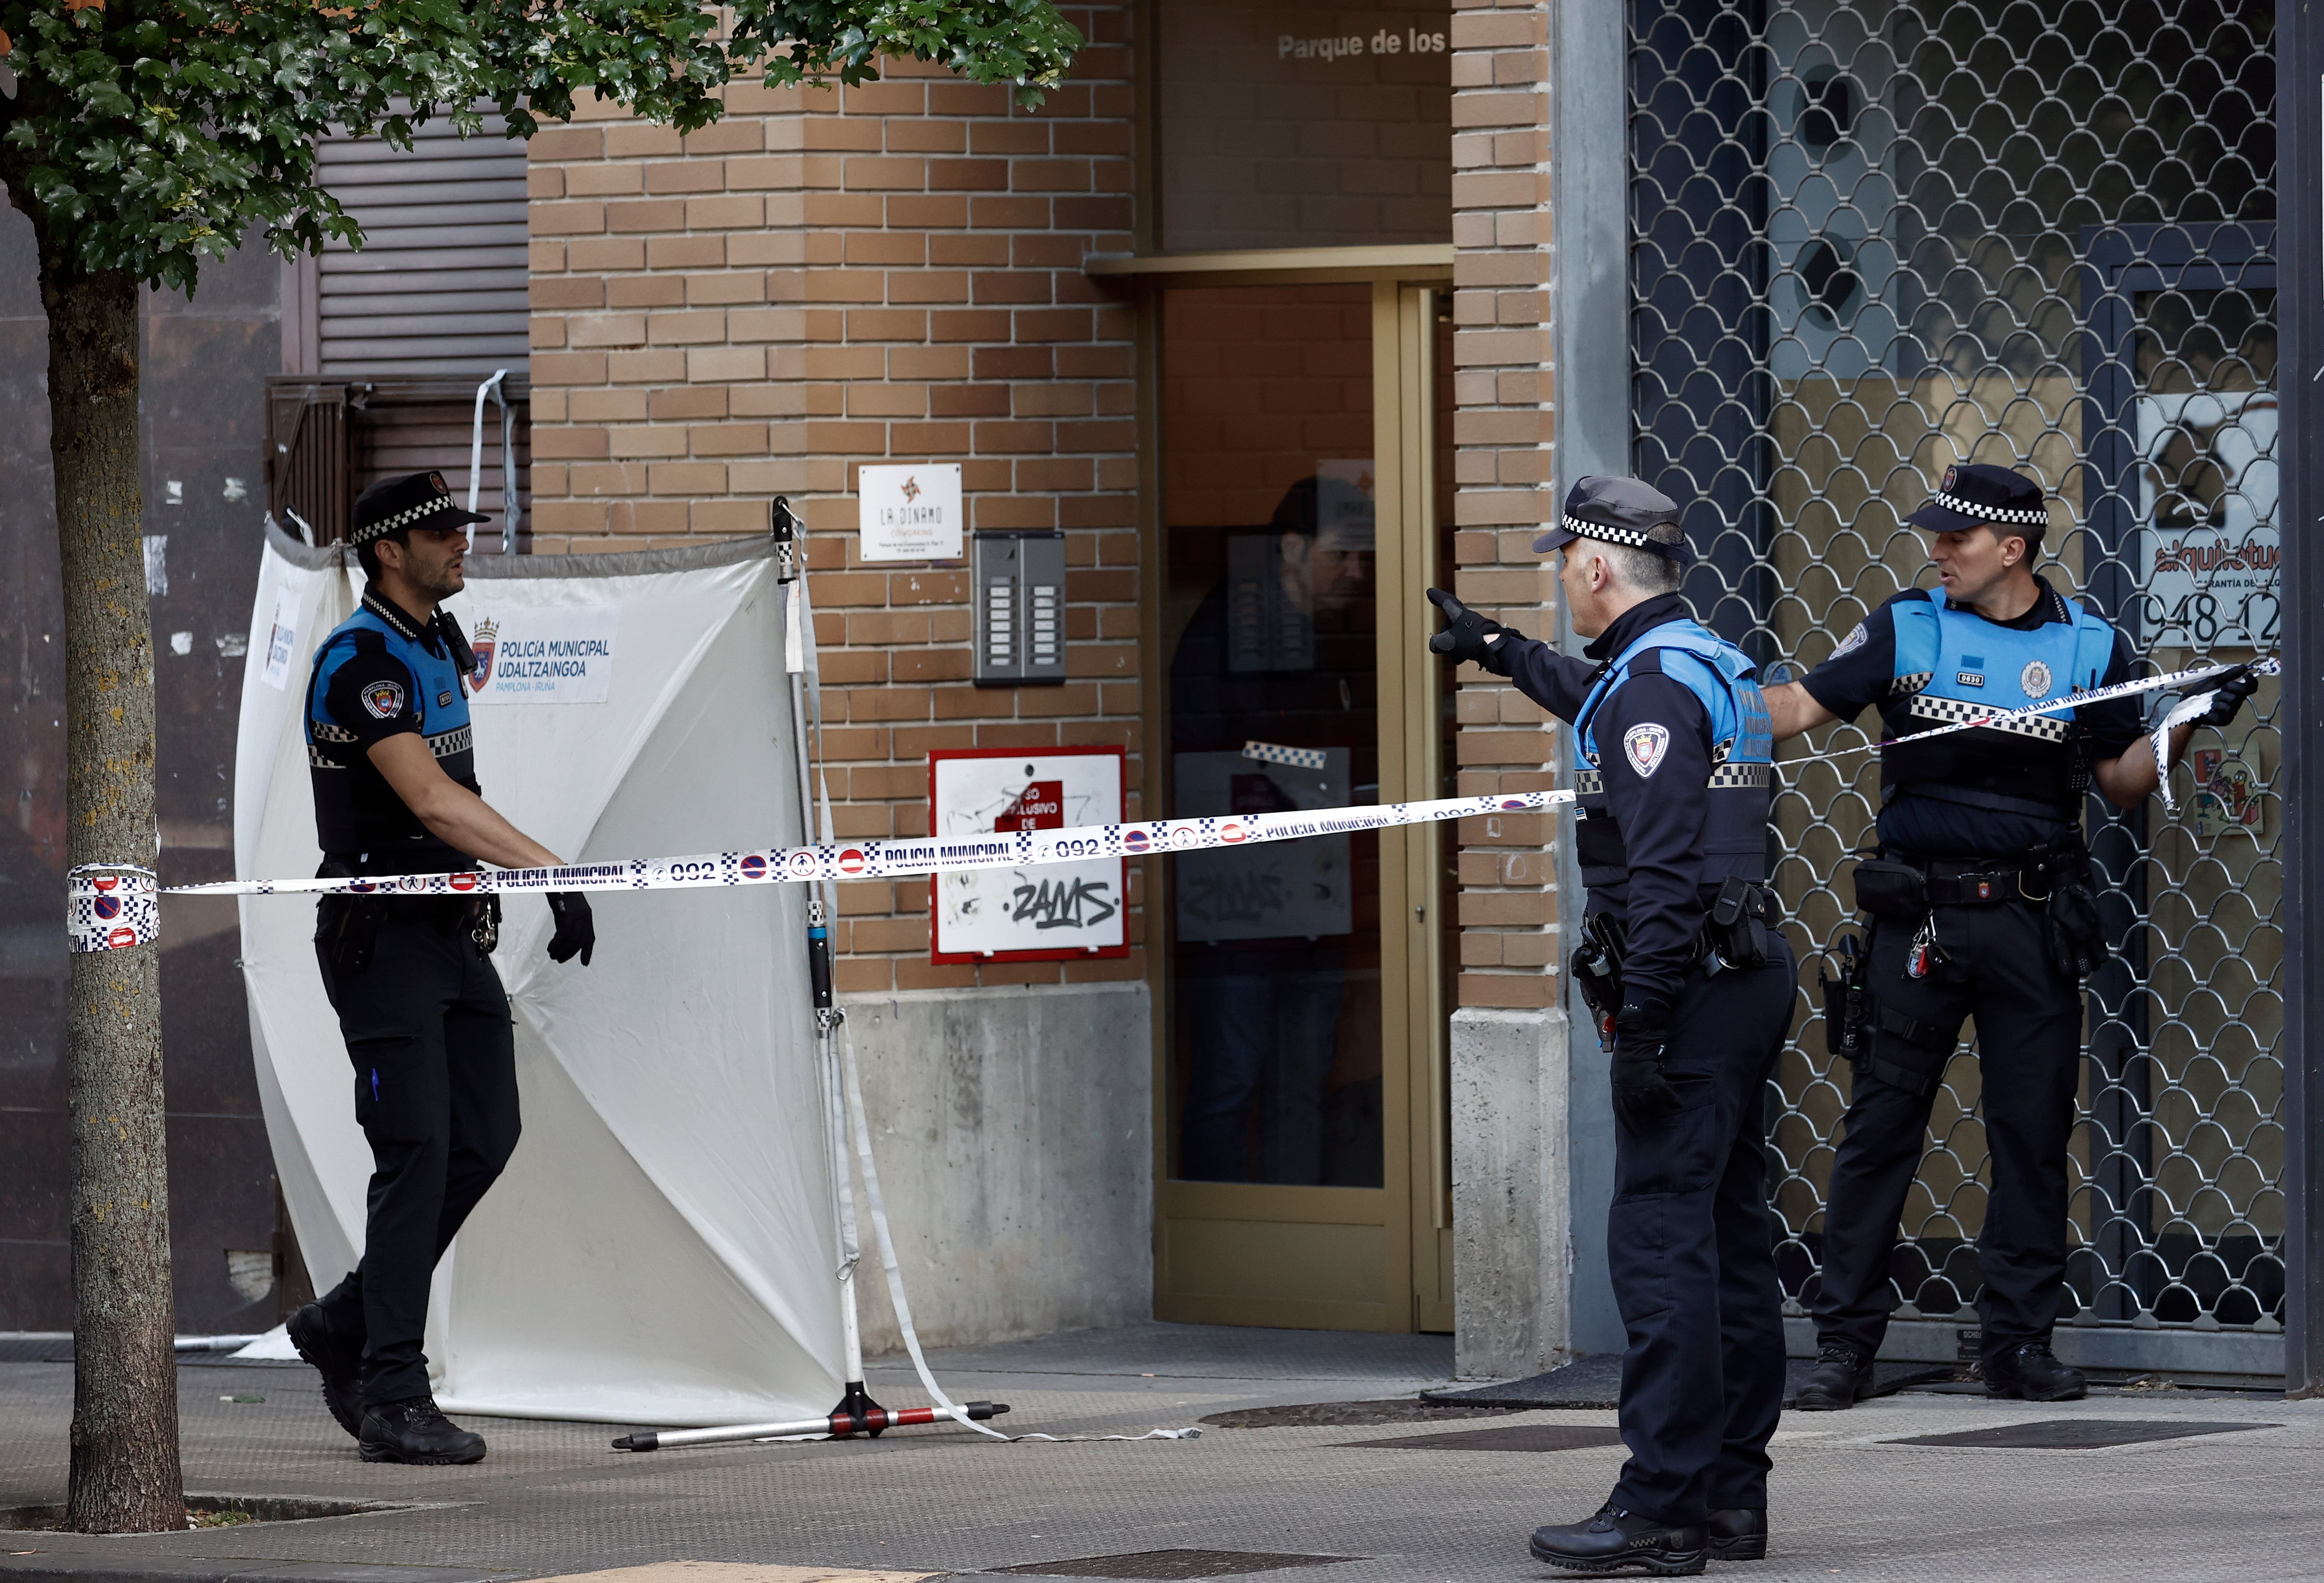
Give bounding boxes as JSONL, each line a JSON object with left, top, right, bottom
{"left": 1628, "top": 1, "right": 2282, "bottom": 1371}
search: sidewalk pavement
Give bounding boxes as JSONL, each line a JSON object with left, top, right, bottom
{"left": 4, "top": 1324, "right": 2319, "bottom": 1583}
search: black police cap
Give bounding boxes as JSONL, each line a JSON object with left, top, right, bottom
{"left": 1906, "top": 462, "right": 2050, "bottom": 541}
{"left": 1532, "top": 475, "right": 1696, "bottom": 566}
{"left": 350, "top": 471, "right": 493, "bottom": 548}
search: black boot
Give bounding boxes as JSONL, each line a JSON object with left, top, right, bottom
{"left": 1984, "top": 1339, "right": 2086, "bottom": 1402}
{"left": 1528, "top": 1504, "right": 1706, "bottom": 1576}
{"left": 359, "top": 1397, "right": 488, "bottom": 1465}
{"left": 1706, "top": 1509, "right": 1767, "bottom": 1562}
{"left": 286, "top": 1302, "right": 364, "bottom": 1441}
{"left": 1791, "top": 1342, "right": 1874, "bottom": 1411}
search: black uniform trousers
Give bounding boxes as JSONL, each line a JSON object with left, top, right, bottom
{"left": 1608, "top": 941, "right": 1795, "bottom": 1526}
{"left": 313, "top": 907, "right": 520, "bottom": 1407}
{"left": 1812, "top": 898, "right": 2081, "bottom": 1367}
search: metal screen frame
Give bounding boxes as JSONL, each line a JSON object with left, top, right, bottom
{"left": 2273, "top": 0, "right": 2324, "bottom": 1399}
{"left": 1607, "top": 0, "right": 2291, "bottom": 1378}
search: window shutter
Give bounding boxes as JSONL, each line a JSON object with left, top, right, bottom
{"left": 317, "top": 116, "right": 530, "bottom": 376}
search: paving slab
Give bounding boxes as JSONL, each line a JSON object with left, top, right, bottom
{"left": 3, "top": 1327, "right": 2320, "bottom": 1583}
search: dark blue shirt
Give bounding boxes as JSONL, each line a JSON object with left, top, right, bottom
{"left": 1493, "top": 592, "right": 1725, "bottom": 1003}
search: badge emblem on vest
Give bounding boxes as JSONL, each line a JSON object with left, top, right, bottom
{"left": 470, "top": 616, "right": 498, "bottom": 692}
{"left": 362, "top": 680, "right": 405, "bottom": 720}
{"left": 1622, "top": 723, "right": 1672, "bottom": 779}
{"left": 2021, "top": 659, "right": 2053, "bottom": 698}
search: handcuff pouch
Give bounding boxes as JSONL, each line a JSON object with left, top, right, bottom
{"left": 1851, "top": 857, "right": 1928, "bottom": 921}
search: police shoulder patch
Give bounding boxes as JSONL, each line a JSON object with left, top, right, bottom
{"left": 362, "top": 679, "right": 406, "bottom": 720}
{"left": 1622, "top": 722, "right": 1672, "bottom": 779}
{"left": 1832, "top": 622, "right": 1869, "bottom": 658}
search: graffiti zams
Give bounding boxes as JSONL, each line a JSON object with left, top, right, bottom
{"left": 1009, "top": 876, "right": 1119, "bottom": 930}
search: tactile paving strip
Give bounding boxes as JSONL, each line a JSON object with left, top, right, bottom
{"left": 1334, "top": 1425, "right": 1627, "bottom": 1454}
{"left": 1887, "top": 1418, "right": 2275, "bottom": 1451}
{"left": 988, "top": 1551, "right": 1360, "bottom": 1580}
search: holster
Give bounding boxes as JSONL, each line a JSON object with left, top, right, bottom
{"left": 1857, "top": 994, "right": 1965, "bottom": 1098}
{"left": 2041, "top": 844, "right": 2107, "bottom": 980}
{"left": 1817, "top": 933, "right": 1868, "bottom": 1065}
{"left": 1570, "top": 910, "right": 1627, "bottom": 1044}
{"left": 1707, "top": 876, "right": 1776, "bottom": 969}
{"left": 314, "top": 878, "right": 388, "bottom": 974}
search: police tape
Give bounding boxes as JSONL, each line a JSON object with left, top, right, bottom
{"left": 64, "top": 789, "right": 1577, "bottom": 954}
{"left": 65, "top": 655, "right": 2273, "bottom": 955}
{"left": 69, "top": 866, "right": 163, "bottom": 956}
{"left": 1837, "top": 655, "right": 2274, "bottom": 757}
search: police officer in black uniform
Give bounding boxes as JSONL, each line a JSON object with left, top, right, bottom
{"left": 286, "top": 472, "right": 597, "bottom": 1465}
{"left": 1431, "top": 477, "right": 1794, "bottom": 1575}
{"left": 1765, "top": 463, "right": 2256, "bottom": 1409}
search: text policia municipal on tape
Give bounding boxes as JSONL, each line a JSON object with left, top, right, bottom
{"left": 63, "top": 658, "right": 2271, "bottom": 954}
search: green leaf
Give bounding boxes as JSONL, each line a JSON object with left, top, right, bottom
{"left": 0, "top": 0, "right": 1080, "bottom": 291}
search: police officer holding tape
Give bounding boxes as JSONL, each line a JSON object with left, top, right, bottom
{"left": 1431, "top": 477, "right": 1792, "bottom": 1575}
{"left": 287, "top": 472, "right": 598, "bottom": 1465}
{"left": 1764, "top": 462, "right": 2257, "bottom": 1409}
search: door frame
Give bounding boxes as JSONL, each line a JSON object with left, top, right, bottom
{"left": 1125, "top": 257, "right": 1455, "bottom": 1331}
{"left": 1380, "top": 282, "right": 1458, "bottom": 1334}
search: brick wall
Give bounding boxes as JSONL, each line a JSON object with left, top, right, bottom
{"left": 1447, "top": 0, "right": 1563, "bottom": 1012}
{"left": 524, "top": 11, "right": 1140, "bottom": 994}
{"left": 521, "top": 2, "right": 1558, "bottom": 1016}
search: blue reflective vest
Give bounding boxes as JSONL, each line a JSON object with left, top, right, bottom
{"left": 305, "top": 592, "right": 480, "bottom": 868}
{"left": 1881, "top": 587, "right": 2116, "bottom": 820}
{"left": 1571, "top": 619, "right": 1775, "bottom": 891}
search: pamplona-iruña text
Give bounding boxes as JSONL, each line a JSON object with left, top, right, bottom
{"left": 1280, "top": 25, "right": 1447, "bottom": 60}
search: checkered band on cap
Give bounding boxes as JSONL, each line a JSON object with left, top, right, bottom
{"left": 1929, "top": 489, "right": 2048, "bottom": 527}
{"left": 351, "top": 492, "right": 467, "bottom": 547}
{"left": 1562, "top": 515, "right": 1658, "bottom": 550}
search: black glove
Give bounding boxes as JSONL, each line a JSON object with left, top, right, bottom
{"left": 546, "top": 891, "right": 595, "bottom": 966}
{"left": 2200, "top": 664, "right": 2258, "bottom": 730}
{"left": 1426, "top": 587, "right": 1510, "bottom": 671}
{"left": 1609, "top": 991, "right": 1682, "bottom": 1130}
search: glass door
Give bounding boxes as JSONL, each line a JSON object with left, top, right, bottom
{"left": 1153, "top": 279, "right": 1452, "bottom": 1330}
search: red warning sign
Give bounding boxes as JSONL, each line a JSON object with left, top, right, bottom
{"left": 993, "top": 780, "right": 1065, "bottom": 833}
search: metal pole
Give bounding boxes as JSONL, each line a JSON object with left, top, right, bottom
{"left": 611, "top": 1399, "right": 1010, "bottom": 1453}
{"left": 776, "top": 497, "right": 882, "bottom": 1430}
{"left": 2276, "top": 0, "right": 2324, "bottom": 1400}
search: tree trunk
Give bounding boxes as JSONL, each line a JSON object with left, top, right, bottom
{"left": 40, "top": 247, "right": 186, "bottom": 1535}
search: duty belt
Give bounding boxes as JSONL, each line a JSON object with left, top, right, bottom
{"left": 1915, "top": 854, "right": 2064, "bottom": 906}
{"left": 1569, "top": 878, "right": 1782, "bottom": 1039}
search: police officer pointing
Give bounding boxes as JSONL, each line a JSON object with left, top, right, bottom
{"left": 1431, "top": 477, "right": 1793, "bottom": 1574}
{"left": 287, "top": 473, "right": 597, "bottom": 1465}
{"left": 1765, "top": 463, "right": 2256, "bottom": 1409}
